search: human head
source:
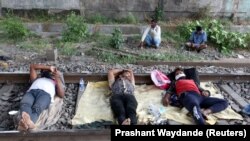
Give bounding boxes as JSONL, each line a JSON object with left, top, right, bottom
{"left": 151, "top": 19, "right": 157, "bottom": 28}
{"left": 174, "top": 67, "right": 186, "bottom": 80}
{"left": 196, "top": 26, "right": 202, "bottom": 34}
{"left": 40, "top": 70, "right": 53, "bottom": 79}
{"left": 120, "top": 70, "right": 131, "bottom": 80}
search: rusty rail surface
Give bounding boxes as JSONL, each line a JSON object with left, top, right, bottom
{"left": 136, "top": 61, "right": 250, "bottom": 68}
{"left": 0, "top": 72, "right": 250, "bottom": 83}
{"left": 0, "top": 129, "right": 110, "bottom": 141}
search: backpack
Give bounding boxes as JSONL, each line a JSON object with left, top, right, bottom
{"left": 151, "top": 70, "right": 171, "bottom": 90}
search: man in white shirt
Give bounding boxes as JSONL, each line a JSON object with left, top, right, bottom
{"left": 139, "top": 19, "right": 161, "bottom": 49}
{"left": 18, "top": 64, "right": 65, "bottom": 131}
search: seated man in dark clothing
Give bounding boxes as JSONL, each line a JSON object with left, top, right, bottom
{"left": 18, "top": 64, "right": 65, "bottom": 131}
{"left": 108, "top": 69, "right": 137, "bottom": 125}
{"left": 185, "top": 26, "right": 207, "bottom": 53}
{"left": 162, "top": 67, "right": 228, "bottom": 125}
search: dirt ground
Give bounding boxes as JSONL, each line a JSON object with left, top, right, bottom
{"left": 0, "top": 37, "right": 250, "bottom": 65}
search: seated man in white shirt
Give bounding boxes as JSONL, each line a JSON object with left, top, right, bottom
{"left": 138, "top": 19, "right": 161, "bottom": 49}
{"left": 17, "top": 64, "right": 65, "bottom": 131}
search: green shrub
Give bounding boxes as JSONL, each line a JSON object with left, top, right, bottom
{"left": 2, "top": 16, "right": 29, "bottom": 41}
{"left": 19, "top": 39, "right": 51, "bottom": 52}
{"left": 109, "top": 28, "right": 124, "bottom": 49}
{"left": 153, "top": 6, "right": 163, "bottom": 21}
{"left": 86, "top": 13, "right": 109, "bottom": 24}
{"left": 62, "top": 12, "right": 88, "bottom": 42}
{"left": 116, "top": 13, "right": 138, "bottom": 24}
{"left": 245, "top": 33, "right": 250, "bottom": 48}
{"left": 178, "top": 19, "right": 248, "bottom": 53}
{"left": 126, "top": 13, "right": 138, "bottom": 24}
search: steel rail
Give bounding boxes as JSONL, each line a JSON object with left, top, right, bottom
{"left": 0, "top": 72, "right": 249, "bottom": 83}
{"left": 136, "top": 61, "right": 250, "bottom": 68}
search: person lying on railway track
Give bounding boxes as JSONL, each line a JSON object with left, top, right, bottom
{"left": 162, "top": 67, "right": 228, "bottom": 125}
{"left": 185, "top": 25, "right": 207, "bottom": 53}
{"left": 17, "top": 64, "right": 65, "bottom": 131}
{"left": 138, "top": 19, "right": 161, "bottom": 49}
{"left": 108, "top": 68, "right": 138, "bottom": 125}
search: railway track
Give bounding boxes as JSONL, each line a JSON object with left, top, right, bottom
{"left": 0, "top": 72, "right": 250, "bottom": 84}
{"left": 136, "top": 60, "right": 250, "bottom": 68}
{"left": 0, "top": 72, "right": 249, "bottom": 141}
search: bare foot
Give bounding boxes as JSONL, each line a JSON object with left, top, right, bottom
{"left": 17, "top": 119, "right": 28, "bottom": 132}
{"left": 201, "top": 109, "right": 212, "bottom": 120}
{"left": 202, "top": 109, "right": 212, "bottom": 116}
{"left": 22, "top": 112, "right": 35, "bottom": 129}
{"left": 127, "top": 118, "right": 131, "bottom": 125}
{"left": 122, "top": 118, "right": 131, "bottom": 125}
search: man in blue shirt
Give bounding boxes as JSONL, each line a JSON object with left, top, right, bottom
{"left": 185, "top": 26, "right": 207, "bottom": 53}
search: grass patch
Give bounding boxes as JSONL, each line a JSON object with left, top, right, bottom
{"left": 162, "top": 31, "right": 186, "bottom": 47}
{"left": 18, "top": 38, "right": 52, "bottom": 52}
{"left": 94, "top": 34, "right": 111, "bottom": 49}
{"left": 56, "top": 42, "right": 78, "bottom": 56}
{"left": 142, "top": 51, "right": 200, "bottom": 61}
{"left": 85, "top": 49, "right": 136, "bottom": 64}
{"left": 115, "top": 13, "right": 138, "bottom": 24}
{"left": 86, "top": 48, "right": 201, "bottom": 64}
{"left": 85, "top": 12, "right": 138, "bottom": 24}
{"left": 86, "top": 13, "right": 110, "bottom": 24}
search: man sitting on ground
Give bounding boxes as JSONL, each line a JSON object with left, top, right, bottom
{"left": 18, "top": 64, "right": 65, "bottom": 131}
{"left": 138, "top": 19, "right": 161, "bottom": 49}
{"left": 162, "top": 67, "right": 228, "bottom": 125}
{"left": 108, "top": 69, "right": 138, "bottom": 125}
{"left": 185, "top": 26, "right": 207, "bottom": 53}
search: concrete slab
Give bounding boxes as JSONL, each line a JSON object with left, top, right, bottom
{"left": 24, "top": 23, "right": 250, "bottom": 36}
{"left": 1, "top": 0, "right": 80, "bottom": 9}
{"left": 219, "top": 85, "right": 248, "bottom": 108}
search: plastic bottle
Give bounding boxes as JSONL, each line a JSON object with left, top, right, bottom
{"left": 148, "top": 104, "right": 161, "bottom": 119}
{"left": 79, "top": 78, "right": 85, "bottom": 91}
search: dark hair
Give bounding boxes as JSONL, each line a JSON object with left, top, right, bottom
{"left": 196, "top": 26, "right": 202, "bottom": 31}
{"left": 115, "top": 70, "right": 130, "bottom": 80}
{"left": 174, "top": 67, "right": 183, "bottom": 75}
{"left": 151, "top": 19, "right": 157, "bottom": 23}
{"left": 40, "top": 70, "right": 53, "bottom": 79}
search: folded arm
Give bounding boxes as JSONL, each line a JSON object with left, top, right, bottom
{"left": 127, "top": 69, "right": 135, "bottom": 86}
{"left": 30, "top": 64, "right": 56, "bottom": 82}
{"left": 141, "top": 26, "right": 150, "bottom": 42}
{"left": 108, "top": 69, "right": 123, "bottom": 88}
{"left": 196, "top": 82, "right": 210, "bottom": 97}
{"left": 162, "top": 82, "right": 175, "bottom": 106}
{"left": 150, "top": 26, "right": 161, "bottom": 38}
{"left": 53, "top": 70, "right": 65, "bottom": 98}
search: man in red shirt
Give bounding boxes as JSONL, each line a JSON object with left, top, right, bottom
{"left": 162, "top": 68, "right": 228, "bottom": 125}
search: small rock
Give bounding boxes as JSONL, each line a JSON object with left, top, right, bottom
{"left": 216, "top": 120, "right": 229, "bottom": 125}
{"left": 168, "top": 120, "right": 183, "bottom": 125}
{"left": 242, "top": 121, "right": 247, "bottom": 125}
{"left": 237, "top": 54, "right": 245, "bottom": 59}
{"left": 230, "top": 103, "right": 241, "bottom": 113}
{"left": 229, "top": 120, "right": 238, "bottom": 125}
{"left": 246, "top": 118, "right": 250, "bottom": 123}
{"left": 0, "top": 61, "right": 8, "bottom": 69}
